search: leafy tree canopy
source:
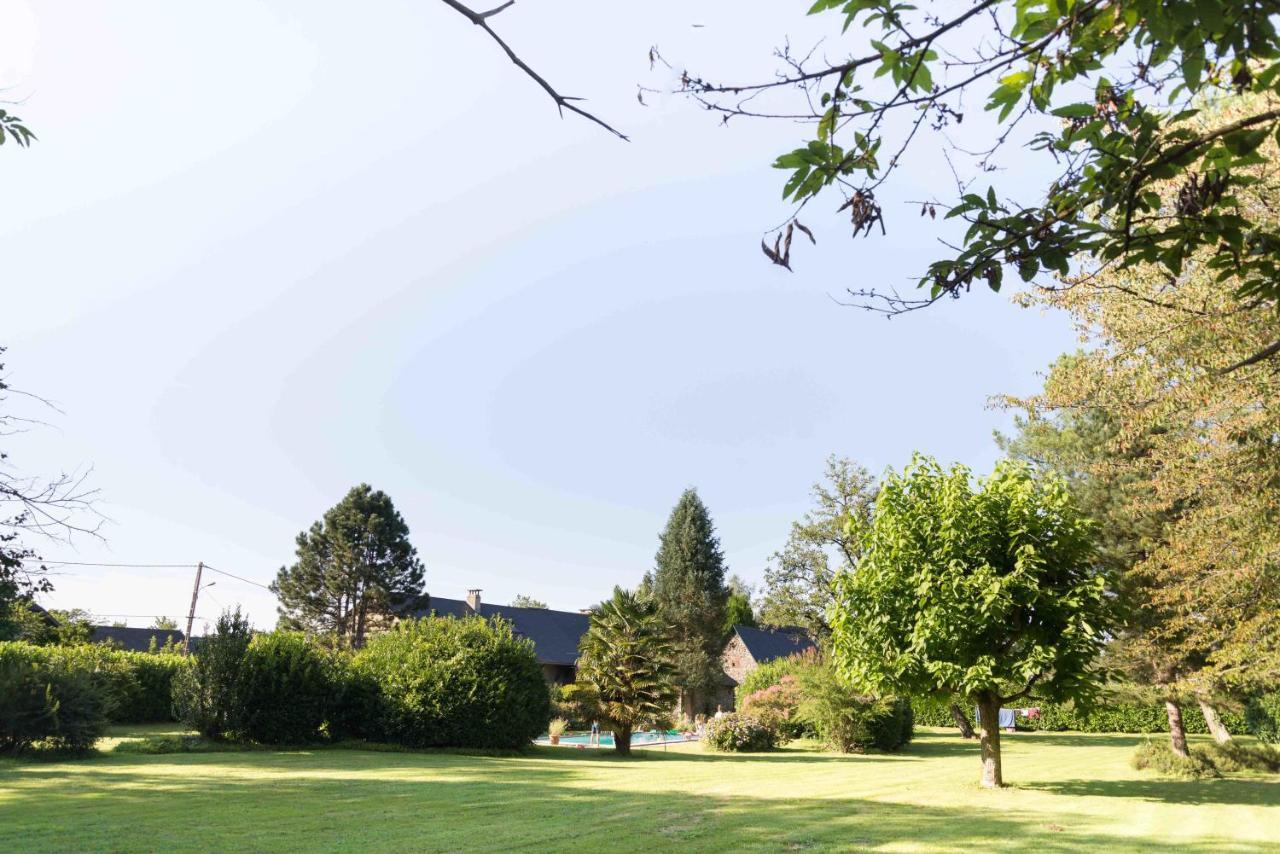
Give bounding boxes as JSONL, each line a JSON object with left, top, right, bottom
{"left": 758, "top": 456, "right": 876, "bottom": 639}
{"left": 1005, "top": 94, "right": 1280, "bottom": 692}
{"left": 724, "top": 575, "right": 757, "bottom": 633}
{"left": 830, "top": 455, "right": 1110, "bottom": 786}
{"left": 509, "top": 594, "right": 548, "bottom": 609}
{"left": 663, "top": 0, "right": 1280, "bottom": 356}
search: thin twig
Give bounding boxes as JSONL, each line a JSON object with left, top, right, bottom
{"left": 437, "top": 0, "right": 628, "bottom": 140}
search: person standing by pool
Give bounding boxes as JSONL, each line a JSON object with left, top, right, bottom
{"left": 590, "top": 720, "right": 600, "bottom": 746}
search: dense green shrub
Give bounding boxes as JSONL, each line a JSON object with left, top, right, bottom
{"left": 552, "top": 681, "right": 602, "bottom": 731}
{"left": 702, "top": 713, "right": 779, "bottom": 752}
{"left": 1131, "top": 740, "right": 1218, "bottom": 779}
{"left": 353, "top": 616, "right": 550, "bottom": 749}
{"left": 123, "top": 653, "right": 187, "bottom": 723}
{"left": 911, "top": 697, "right": 960, "bottom": 728}
{"left": 326, "top": 652, "right": 383, "bottom": 742}
{"left": 1244, "top": 692, "right": 1280, "bottom": 744}
{"left": 0, "top": 642, "right": 110, "bottom": 753}
{"left": 0, "top": 642, "right": 186, "bottom": 724}
{"left": 799, "top": 667, "right": 912, "bottom": 753}
{"left": 0, "top": 647, "right": 57, "bottom": 753}
{"left": 912, "top": 693, "right": 1248, "bottom": 735}
{"left": 235, "top": 632, "right": 332, "bottom": 744}
{"left": 173, "top": 609, "right": 253, "bottom": 739}
{"left": 1200, "top": 740, "right": 1280, "bottom": 773}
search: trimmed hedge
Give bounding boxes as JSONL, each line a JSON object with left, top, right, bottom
{"left": 1245, "top": 691, "right": 1280, "bottom": 744}
{"left": 0, "top": 642, "right": 110, "bottom": 753}
{"left": 0, "top": 641, "right": 185, "bottom": 725}
{"left": 353, "top": 616, "right": 550, "bottom": 749}
{"left": 235, "top": 632, "right": 332, "bottom": 744}
{"left": 912, "top": 694, "right": 1249, "bottom": 735}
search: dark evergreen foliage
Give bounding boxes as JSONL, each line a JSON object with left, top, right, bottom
{"left": 272, "top": 485, "right": 426, "bottom": 647}
{"left": 173, "top": 608, "right": 254, "bottom": 740}
{"left": 651, "top": 488, "right": 728, "bottom": 709}
{"left": 235, "top": 632, "right": 333, "bottom": 744}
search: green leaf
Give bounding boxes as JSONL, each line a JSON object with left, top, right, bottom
{"left": 1182, "top": 42, "right": 1206, "bottom": 91}
{"left": 1051, "top": 103, "right": 1096, "bottom": 118}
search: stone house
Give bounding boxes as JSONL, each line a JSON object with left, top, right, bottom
{"left": 720, "top": 624, "right": 816, "bottom": 711}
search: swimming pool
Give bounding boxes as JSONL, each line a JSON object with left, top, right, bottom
{"left": 538, "top": 730, "right": 693, "bottom": 748}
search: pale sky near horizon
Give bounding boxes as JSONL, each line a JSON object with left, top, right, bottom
{"left": 2, "top": 1, "right": 1077, "bottom": 630}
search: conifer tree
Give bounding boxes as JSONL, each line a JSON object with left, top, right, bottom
{"left": 652, "top": 488, "right": 729, "bottom": 716}
{"left": 272, "top": 484, "right": 425, "bottom": 647}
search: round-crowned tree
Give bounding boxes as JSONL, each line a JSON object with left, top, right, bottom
{"left": 830, "top": 455, "right": 1109, "bottom": 787}
{"left": 354, "top": 616, "right": 549, "bottom": 749}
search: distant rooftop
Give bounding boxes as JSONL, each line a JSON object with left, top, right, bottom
{"left": 404, "top": 595, "right": 589, "bottom": 666}
{"left": 733, "top": 624, "right": 815, "bottom": 665}
{"left": 89, "top": 625, "right": 185, "bottom": 653}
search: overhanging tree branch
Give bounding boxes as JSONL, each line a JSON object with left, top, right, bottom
{"left": 437, "top": 0, "right": 628, "bottom": 140}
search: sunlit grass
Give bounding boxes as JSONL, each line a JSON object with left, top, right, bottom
{"left": 1, "top": 727, "right": 1276, "bottom": 852}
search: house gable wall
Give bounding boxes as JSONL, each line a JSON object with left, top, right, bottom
{"left": 721, "top": 633, "right": 756, "bottom": 689}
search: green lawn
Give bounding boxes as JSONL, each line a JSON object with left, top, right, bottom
{"left": 1, "top": 726, "right": 1277, "bottom": 852}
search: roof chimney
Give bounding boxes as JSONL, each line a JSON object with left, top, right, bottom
{"left": 466, "top": 589, "right": 482, "bottom": 613}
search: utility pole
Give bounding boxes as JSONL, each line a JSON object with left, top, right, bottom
{"left": 183, "top": 561, "right": 204, "bottom": 655}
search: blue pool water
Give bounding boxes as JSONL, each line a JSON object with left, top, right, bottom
{"left": 539, "top": 730, "right": 691, "bottom": 747}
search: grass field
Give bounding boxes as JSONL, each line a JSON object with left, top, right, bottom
{"left": 1, "top": 726, "right": 1277, "bottom": 852}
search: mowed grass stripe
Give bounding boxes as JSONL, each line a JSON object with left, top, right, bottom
{"left": 1, "top": 728, "right": 1277, "bottom": 852}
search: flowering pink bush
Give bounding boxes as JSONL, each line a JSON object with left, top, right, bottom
{"left": 741, "top": 675, "right": 804, "bottom": 740}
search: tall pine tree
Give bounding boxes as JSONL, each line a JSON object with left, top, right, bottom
{"left": 272, "top": 484, "right": 425, "bottom": 647}
{"left": 652, "top": 488, "right": 729, "bottom": 717}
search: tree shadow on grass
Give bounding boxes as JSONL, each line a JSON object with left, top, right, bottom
{"left": 1025, "top": 776, "right": 1280, "bottom": 806}
{"left": 0, "top": 753, "right": 1251, "bottom": 853}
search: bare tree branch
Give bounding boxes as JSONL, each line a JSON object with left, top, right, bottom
{"left": 437, "top": 0, "right": 628, "bottom": 140}
{"left": 1220, "top": 339, "right": 1280, "bottom": 374}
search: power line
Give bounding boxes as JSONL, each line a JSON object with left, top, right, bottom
{"left": 86, "top": 613, "right": 212, "bottom": 620}
{"left": 18, "top": 558, "right": 273, "bottom": 591}
{"left": 19, "top": 559, "right": 196, "bottom": 569}
{"left": 203, "top": 564, "right": 272, "bottom": 591}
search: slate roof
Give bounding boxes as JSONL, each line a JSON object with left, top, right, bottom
{"left": 89, "top": 625, "right": 185, "bottom": 653}
{"left": 406, "top": 597, "right": 590, "bottom": 666}
{"left": 734, "top": 624, "right": 815, "bottom": 665}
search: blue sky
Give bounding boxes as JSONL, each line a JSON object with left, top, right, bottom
{"left": 2, "top": 1, "right": 1076, "bottom": 628}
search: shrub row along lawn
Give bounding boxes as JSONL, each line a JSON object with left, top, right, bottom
{"left": 1, "top": 727, "right": 1276, "bottom": 852}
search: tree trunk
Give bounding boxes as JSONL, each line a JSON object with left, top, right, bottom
{"left": 613, "top": 723, "right": 632, "bottom": 756}
{"left": 1165, "top": 700, "right": 1189, "bottom": 757}
{"left": 355, "top": 598, "right": 368, "bottom": 649}
{"left": 1197, "top": 699, "right": 1232, "bottom": 744}
{"left": 949, "top": 703, "right": 977, "bottom": 739}
{"left": 976, "top": 693, "right": 1003, "bottom": 788}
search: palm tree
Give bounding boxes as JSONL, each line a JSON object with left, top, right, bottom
{"left": 576, "top": 587, "right": 678, "bottom": 756}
